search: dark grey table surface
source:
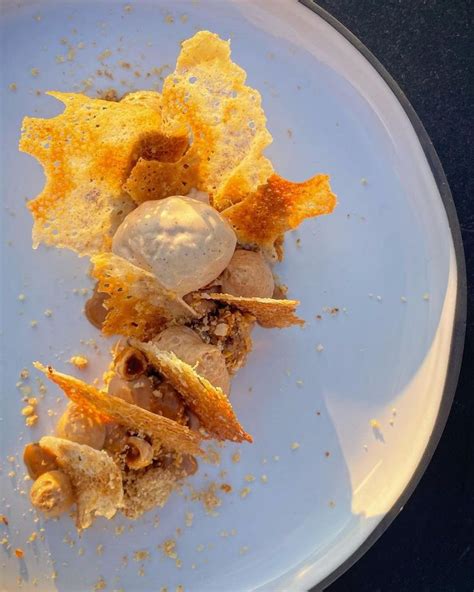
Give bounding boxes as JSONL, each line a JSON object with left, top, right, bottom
{"left": 307, "top": 1, "right": 473, "bottom": 591}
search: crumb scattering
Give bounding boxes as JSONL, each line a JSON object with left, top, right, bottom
{"left": 260, "top": 474, "right": 268, "bottom": 483}
{"left": 133, "top": 549, "right": 150, "bottom": 561}
{"left": 369, "top": 419, "right": 380, "bottom": 429}
{"left": 69, "top": 355, "right": 88, "bottom": 369}
{"left": 291, "top": 442, "right": 300, "bottom": 450}
{"left": 240, "top": 487, "right": 251, "bottom": 498}
{"left": 94, "top": 577, "right": 106, "bottom": 591}
{"left": 316, "top": 343, "right": 324, "bottom": 352}
{"left": 15, "top": 548, "right": 25, "bottom": 559}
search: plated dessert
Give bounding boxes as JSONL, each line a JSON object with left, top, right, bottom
{"left": 19, "top": 31, "right": 336, "bottom": 529}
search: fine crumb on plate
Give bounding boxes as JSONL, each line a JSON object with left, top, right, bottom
{"left": 291, "top": 442, "right": 300, "bottom": 450}
{"left": 94, "top": 577, "right": 106, "bottom": 591}
{"left": 133, "top": 549, "right": 150, "bottom": 561}
{"left": 69, "top": 355, "right": 88, "bottom": 369}
{"left": 159, "top": 539, "right": 177, "bottom": 560}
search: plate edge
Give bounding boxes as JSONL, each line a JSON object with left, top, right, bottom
{"left": 296, "top": 1, "right": 468, "bottom": 591}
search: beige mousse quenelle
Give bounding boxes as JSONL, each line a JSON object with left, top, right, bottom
{"left": 112, "top": 196, "right": 237, "bottom": 296}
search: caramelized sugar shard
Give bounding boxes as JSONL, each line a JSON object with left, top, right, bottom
{"left": 34, "top": 363, "right": 203, "bottom": 457}
{"left": 20, "top": 92, "right": 188, "bottom": 255}
{"left": 124, "top": 31, "right": 273, "bottom": 209}
{"left": 131, "top": 343, "right": 252, "bottom": 444}
{"left": 39, "top": 436, "right": 123, "bottom": 529}
{"left": 204, "top": 293, "right": 304, "bottom": 329}
{"left": 223, "top": 173, "right": 337, "bottom": 254}
{"left": 90, "top": 253, "right": 196, "bottom": 340}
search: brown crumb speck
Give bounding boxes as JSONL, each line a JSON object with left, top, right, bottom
{"left": 69, "top": 355, "right": 88, "bottom": 369}
{"left": 240, "top": 487, "right": 251, "bottom": 499}
{"left": 94, "top": 577, "right": 106, "bottom": 591}
{"left": 15, "top": 548, "right": 24, "bottom": 559}
{"left": 160, "top": 539, "right": 177, "bottom": 560}
{"left": 133, "top": 549, "right": 149, "bottom": 561}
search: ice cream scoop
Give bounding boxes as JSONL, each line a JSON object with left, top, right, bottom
{"left": 220, "top": 249, "right": 274, "bottom": 298}
{"left": 112, "top": 196, "right": 236, "bottom": 296}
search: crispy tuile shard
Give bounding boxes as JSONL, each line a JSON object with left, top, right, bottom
{"left": 90, "top": 253, "right": 196, "bottom": 339}
{"left": 20, "top": 92, "right": 188, "bottom": 255}
{"left": 203, "top": 293, "right": 304, "bottom": 328}
{"left": 39, "top": 436, "right": 123, "bottom": 529}
{"left": 131, "top": 343, "right": 252, "bottom": 443}
{"left": 222, "top": 173, "right": 337, "bottom": 254}
{"left": 34, "top": 363, "right": 203, "bottom": 456}
{"left": 124, "top": 31, "right": 273, "bottom": 209}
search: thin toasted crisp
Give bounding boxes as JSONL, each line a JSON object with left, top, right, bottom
{"left": 121, "top": 90, "right": 163, "bottom": 112}
{"left": 223, "top": 174, "right": 337, "bottom": 253}
{"left": 20, "top": 92, "right": 188, "bottom": 255}
{"left": 203, "top": 293, "right": 304, "bottom": 328}
{"left": 39, "top": 436, "right": 123, "bottom": 529}
{"left": 90, "top": 253, "right": 196, "bottom": 339}
{"left": 131, "top": 343, "right": 252, "bottom": 444}
{"left": 124, "top": 31, "right": 273, "bottom": 209}
{"left": 35, "top": 363, "right": 203, "bottom": 457}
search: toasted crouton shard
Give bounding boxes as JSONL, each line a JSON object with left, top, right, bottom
{"left": 131, "top": 343, "right": 252, "bottom": 444}
{"left": 20, "top": 92, "right": 188, "bottom": 255}
{"left": 121, "top": 466, "right": 180, "bottom": 519}
{"left": 223, "top": 174, "right": 337, "bottom": 253}
{"left": 90, "top": 253, "right": 197, "bottom": 339}
{"left": 124, "top": 31, "right": 273, "bottom": 209}
{"left": 34, "top": 363, "right": 203, "bottom": 457}
{"left": 203, "top": 293, "right": 304, "bottom": 328}
{"left": 39, "top": 436, "right": 123, "bottom": 529}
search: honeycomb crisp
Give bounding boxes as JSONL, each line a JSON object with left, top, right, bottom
{"left": 34, "top": 363, "right": 203, "bottom": 457}
{"left": 20, "top": 92, "right": 188, "bottom": 255}
{"left": 124, "top": 31, "right": 274, "bottom": 210}
{"left": 91, "top": 253, "right": 196, "bottom": 339}
{"left": 131, "top": 343, "right": 252, "bottom": 443}
{"left": 39, "top": 436, "right": 123, "bottom": 529}
{"left": 223, "top": 174, "right": 337, "bottom": 253}
{"left": 204, "top": 293, "right": 304, "bottom": 329}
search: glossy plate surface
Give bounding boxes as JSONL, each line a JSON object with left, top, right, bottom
{"left": 0, "top": 1, "right": 465, "bottom": 591}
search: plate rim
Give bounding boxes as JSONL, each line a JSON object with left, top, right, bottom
{"left": 297, "top": 1, "right": 467, "bottom": 590}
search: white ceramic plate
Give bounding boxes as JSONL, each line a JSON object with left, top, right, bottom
{"left": 0, "top": 1, "right": 465, "bottom": 591}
